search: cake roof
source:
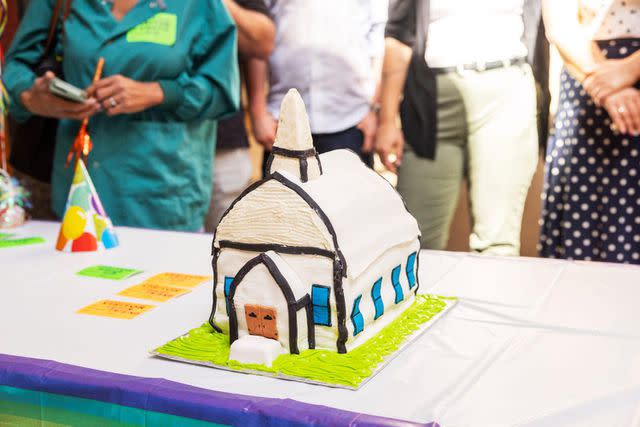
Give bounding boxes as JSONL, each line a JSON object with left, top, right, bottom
{"left": 215, "top": 149, "right": 420, "bottom": 280}
{"left": 280, "top": 149, "right": 420, "bottom": 278}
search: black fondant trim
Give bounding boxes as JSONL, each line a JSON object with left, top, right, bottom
{"left": 315, "top": 153, "right": 323, "bottom": 175}
{"left": 415, "top": 244, "right": 421, "bottom": 295}
{"left": 300, "top": 156, "right": 308, "bottom": 183}
{"left": 265, "top": 153, "right": 275, "bottom": 177}
{"left": 272, "top": 146, "right": 317, "bottom": 158}
{"left": 228, "top": 253, "right": 312, "bottom": 354}
{"left": 333, "top": 258, "right": 348, "bottom": 353}
{"left": 208, "top": 249, "right": 223, "bottom": 333}
{"left": 296, "top": 294, "right": 316, "bottom": 350}
{"left": 218, "top": 241, "right": 335, "bottom": 259}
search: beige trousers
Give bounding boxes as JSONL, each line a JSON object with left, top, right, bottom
{"left": 397, "top": 64, "right": 539, "bottom": 255}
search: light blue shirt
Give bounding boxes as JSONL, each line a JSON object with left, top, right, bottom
{"left": 266, "top": 0, "right": 387, "bottom": 133}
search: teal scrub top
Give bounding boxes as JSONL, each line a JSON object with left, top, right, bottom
{"left": 5, "top": 0, "right": 240, "bottom": 231}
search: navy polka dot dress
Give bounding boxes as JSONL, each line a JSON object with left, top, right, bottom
{"left": 539, "top": 38, "right": 640, "bottom": 264}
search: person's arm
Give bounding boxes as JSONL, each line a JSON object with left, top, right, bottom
{"left": 223, "top": 0, "right": 275, "bottom": 60}
{"left": 247, "top": 57, "right": 277, "bottom": 149}
{"left": 357, "top": 0, "right": 387, "bottom": 154}
{"left": 5, "top": 0, "right": 99, "bottom": 121}
{"left": 375, "top": 37, "right": 412, "bottom": 172}
{"left": 542, "top": 0, "right": 600, "bottom": 82}
{"left": 89, "top": 0, "right": 240, "bottom": 121}
{"left": 583, "top": 51, "right": 640, "bottom": 105}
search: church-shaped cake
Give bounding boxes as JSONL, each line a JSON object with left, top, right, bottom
{"left": 210, "top": 89, "right": 421, "bottom": 362}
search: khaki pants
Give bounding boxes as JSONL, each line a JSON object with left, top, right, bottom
{"left": 397, "top": 64, "right": 538, "bottom": 255}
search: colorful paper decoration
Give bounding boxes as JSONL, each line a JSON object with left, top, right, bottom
{"left": 56, "top": 160, "right": 118, "bottom": 252}
{"left": 0, "top": 169, "right": 29, "bottom": 229}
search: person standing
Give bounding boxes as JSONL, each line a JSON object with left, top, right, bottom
{"left": 376, "top": 0, "right": 543, "bottom": 255}
{"left": 539, "top": 0, "right": 640, "bottom": 263}
{"left": 249, "top": 0, "right": 387, "bottom": 170}
{"left": 204, "top": 0, "right": 275, "bottom": 231}
{"left": 5, "top": 0, "right": 239, "bottom": 231}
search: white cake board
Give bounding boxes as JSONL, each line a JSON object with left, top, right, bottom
{"left": 152, "top": 299, "right": 457, "bottom": 390}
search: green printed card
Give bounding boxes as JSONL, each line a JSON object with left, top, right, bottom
{"left": 0, "top": 237, "right": 45, "bottom": 248}
{"left": 77, "top": 265, "right": 143, "bottom": 281}
{"left": 126, "top": 13, "right": 177, "bottom": 46}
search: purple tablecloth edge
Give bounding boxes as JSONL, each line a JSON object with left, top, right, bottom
{"left": 0, "top": 353, "right": 438, "bottom": 427}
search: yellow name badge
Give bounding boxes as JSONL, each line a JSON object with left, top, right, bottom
{"left": 126, "top": 13, "right": 177, "bottom": 46}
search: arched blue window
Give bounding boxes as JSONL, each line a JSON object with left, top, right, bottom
{"left": 371, "top": 278, "right": 384, "bottom": 319}
{"left": 224, "top": 276, "right": 234, "bottom": 313}
{"left": 391, "top": 265, "right": 404, "bottom": 304}
{"left": 351, "top": 295, "right": 364, "bottom": 336}
{"left": 311, "top": 285, "right": 331, "bottom": 326}
{"left": 406, "top": 252, "right": 417, "bottom": 289}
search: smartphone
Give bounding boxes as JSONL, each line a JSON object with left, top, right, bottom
{"left": 49, "top": 77, "right": 88, "bottom": 103}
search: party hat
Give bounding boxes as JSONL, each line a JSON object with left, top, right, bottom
{"left": 56, "top": 159, "right": 118, "bottom": 252}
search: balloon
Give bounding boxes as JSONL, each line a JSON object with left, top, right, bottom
{"left": 69, "top": 185, "right": 91, "bottom": 210}
{"left": 55, "top": 228, "right": 68, "bottom": 251}
{"left": 102, "top": 228, "right": 119, "bottom": 249}
{"left": 93, "top": 214, "right": 107, "bottom": 241}
{"left": 91, "top": 194, "right": 106, "bottom": 216}
{"left": 62, "top": 206, "right": 86, "bottom": 240}
{"left": 72, "top": 232, "right": 97, "bottom": 252}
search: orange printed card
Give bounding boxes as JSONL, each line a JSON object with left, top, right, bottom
{"left": 77, "top": 300, "right": 155, "bottom": 319}
{"left": 142, "top": 272, "right": 211, "bottom": 288}
{"left": 118, "top": 283, "right": 190, "bottom": 302}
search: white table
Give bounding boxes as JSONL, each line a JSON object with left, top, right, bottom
{"left": 2, "top": 221, "right": 640, "bottom": 426}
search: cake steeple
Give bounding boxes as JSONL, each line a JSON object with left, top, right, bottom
{"left": 266, "top": 89, "right": 322, "bottom": 182}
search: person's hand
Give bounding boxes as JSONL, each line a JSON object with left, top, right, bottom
{"left": 583, "top": 58, "right": 640, "bottom": 106}
{"left": 375, "top": 121, "right": 404, "bottom": 173}
{"left": 357, "top": 111, "right": 378, "bottom": 154}
{"left": 20, "top": 71, "right": 99, "bottom": 120}
{"left": 87, "top": 75, "right": 164, "bottom": 116}
{"left": 603, "top": 88, "right": 640, "bottom": 136}
{"left": 251, "top": 109, "right": 277, "bottom": 150}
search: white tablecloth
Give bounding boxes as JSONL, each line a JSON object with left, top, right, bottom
{"left": 2, "top": 221, "right": 640, "bottom": 426}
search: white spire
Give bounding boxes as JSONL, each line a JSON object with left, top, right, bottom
{"left": 273, "top": 89, "right": 313, "bottom": 151}
{"left": 267, "top": 88, "right": 322, "bottom": 182}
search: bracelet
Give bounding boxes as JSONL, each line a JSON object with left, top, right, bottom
{"left": 369, "top": 103, "right": 381, "bottom": 114}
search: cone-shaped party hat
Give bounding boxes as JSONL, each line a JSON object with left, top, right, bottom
{"left": 56, "top": 159, "right": 118, "bottom": 252}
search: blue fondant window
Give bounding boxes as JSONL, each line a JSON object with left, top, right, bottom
{"left": 391, "top": 265, "right": 404, "bottom": 304}
{"left": 311, "top": 285, "right": 331, "bottom": 326}
{"left": 371, "top": 278, "right": 384, "bottom": 320}
{"left": 224, "top": 276, "right": 234, "bottom": 313}
{"left": 406, "top": 252, "right": 417, "bottom": 289}
{"left": 351, "top": 295, "right": 364, "bottom": 336}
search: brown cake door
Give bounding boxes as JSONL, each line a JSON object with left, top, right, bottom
{"left": 245, "top": 304, "right": 278, "bottom": 340}
{"left": 260, "top": 307, "right": 278, "bottom": 340}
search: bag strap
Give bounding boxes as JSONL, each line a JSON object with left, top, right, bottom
{"left": 41, "top": 0, "right": 73, "bottom": 61}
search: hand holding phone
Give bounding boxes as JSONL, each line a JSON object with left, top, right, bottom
{"left": 48, "top": 77, "right": 88, "bottom": 103}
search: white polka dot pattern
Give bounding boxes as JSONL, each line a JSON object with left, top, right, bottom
{"left": 539, "top": 38, "right": 640, "bottom": 264}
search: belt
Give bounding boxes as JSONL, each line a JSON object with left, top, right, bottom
{"left": 431, "top": 57, "right": 527, "bottom": 75}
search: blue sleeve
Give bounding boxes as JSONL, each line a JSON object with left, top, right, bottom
{"left": 4, "top": 0, "right": 57, "bottom": 122}
{"left": 156, "top": 1, "right": 240, "bottom": 122}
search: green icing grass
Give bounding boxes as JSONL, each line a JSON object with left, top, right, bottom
{"left": 155, "top": 294, "right": 452, "bottom": 388}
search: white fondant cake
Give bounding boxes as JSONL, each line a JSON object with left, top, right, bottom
{"left": 210, "top": 89, "right": 421, "bottom": 354}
